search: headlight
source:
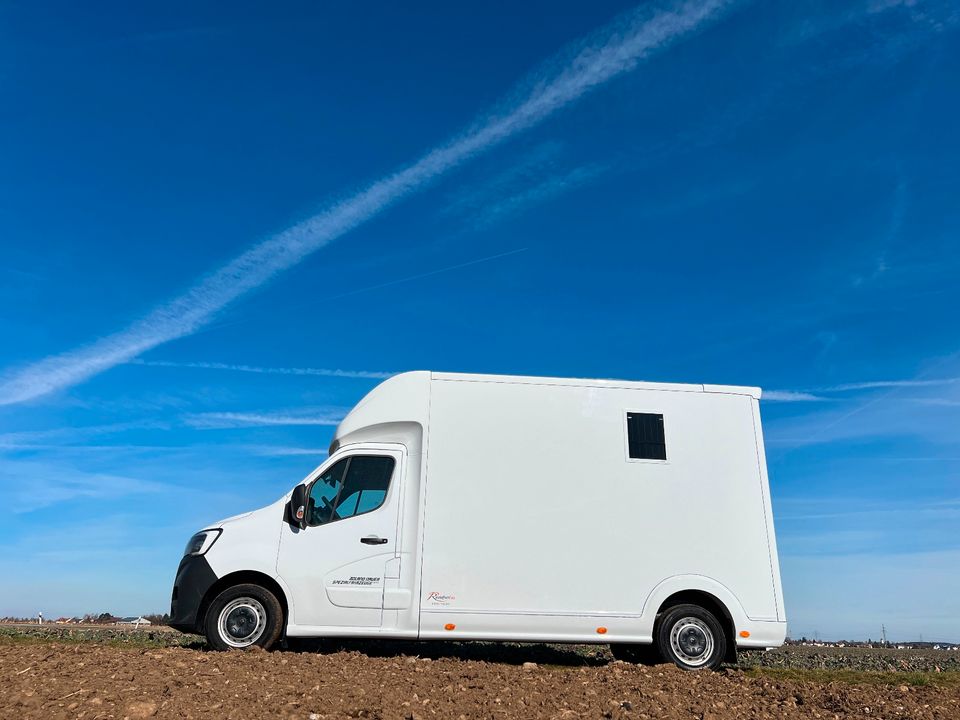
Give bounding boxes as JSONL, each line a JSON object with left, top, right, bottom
{"left": 183, "top": 529, "right": 221, "bottom": 557}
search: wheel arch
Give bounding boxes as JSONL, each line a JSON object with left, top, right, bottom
{"left": 644, "top": 575, "right": 748, "bottom": 663}
{"left": 656, "top": 590, "right": 736, "bottom": 662}
{"left": 197, "top": 570, "right": 289, "bottom": 634}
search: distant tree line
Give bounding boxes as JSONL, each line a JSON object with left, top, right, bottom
{"left": 143, "top": 613, "right": 171, "bottom": 625}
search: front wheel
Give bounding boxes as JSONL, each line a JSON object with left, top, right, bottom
{"left": 655, "top": 604, "right": 726, "bottom": 670}
{"left": 204, "top": 583, "right": 284, "bottom": 651}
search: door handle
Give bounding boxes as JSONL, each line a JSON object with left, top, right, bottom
{"left": 360, "top": 536, "right": 388, "bottom": 545}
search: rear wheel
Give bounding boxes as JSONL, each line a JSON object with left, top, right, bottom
{"left": 204, "top": 583, "right": 283, "bottom": 651}
{"left": 655, "top": 603, "right": 726, "bottom": 670}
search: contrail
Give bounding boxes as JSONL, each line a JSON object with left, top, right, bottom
{"left": 183, "top": 411, "right": 345, "bottom": 429}
{"left": 814, "top": 378, "right": 960, "bottom": 392}
{"left": 0, "top": 0, "right": 733, "bottom": 406}
{"left": 130, "top": 359, "right": 392, "bottom": 379}
{"left": 762, "top": 390, "right": 829, "bottom": 402}
{"left": 196, "top": 246, "right": 528, "bottom": 335}
{"left": 765, "top": 377, "right": 960, "bottom": 399}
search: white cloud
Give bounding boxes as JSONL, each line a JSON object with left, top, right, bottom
{"left": 0, "top": 420, "right": 169, "bottom": 449}
{"left": 764, "top": 358, "right": 960, "bottom": 447}
{"left": 776, "top": 497, "right": 960, "bottom": 522}
{"left": 0, "top": 0, "right": 733, "bottom": 407}
{"left": 0, "top": 460, "right": 170, "bottom": 513}
{"left": 765, "top": 392, "right": 960, "bottom": 448}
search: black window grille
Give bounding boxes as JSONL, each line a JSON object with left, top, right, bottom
{"left": 626, "top": 412, "right": 666, "bottom": 460}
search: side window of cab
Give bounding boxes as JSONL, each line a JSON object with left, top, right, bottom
{"left": 306, "top": 456, "right": 395, "bottom": 527}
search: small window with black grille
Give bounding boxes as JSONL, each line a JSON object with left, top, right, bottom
{"left": 626, "top": 412, "right": 666, "bottom": 460}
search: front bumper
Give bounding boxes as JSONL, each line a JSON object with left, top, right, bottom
{"left": 169, "top": 554, "right": 218, "bottom": 634}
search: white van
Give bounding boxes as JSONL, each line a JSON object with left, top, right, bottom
{"left": 170, "top": 371, "right": 785, "bottom": 669}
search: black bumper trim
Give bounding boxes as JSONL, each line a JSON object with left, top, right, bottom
{"left": 169, "top": 554, "right": 218, "bottom": 634}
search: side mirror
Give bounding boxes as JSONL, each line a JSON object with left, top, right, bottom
{"left": 289, "top": 483, "right": 308, "bottom": 530}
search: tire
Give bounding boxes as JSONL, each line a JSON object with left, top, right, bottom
{"left": 204, "top": 583, "right": 284, "bottom": 651}
{"left": 655, "top": 603, "right": 727, "bottom": 671}
{"left": 610, "top": 643, "right": 662, "bottom": 664}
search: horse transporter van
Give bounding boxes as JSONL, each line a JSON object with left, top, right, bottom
{"left": 170, "top": 371, "right": 785, "bottom": 669}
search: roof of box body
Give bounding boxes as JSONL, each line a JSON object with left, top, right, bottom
{"left": 334, "top": 371, "right": 762, "bottom": 447}
{"left": 429, "top": 371, "right": 762, "bottom": 399}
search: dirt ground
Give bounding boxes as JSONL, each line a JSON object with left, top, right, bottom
{"left": 2, "top": 634, "right": 960, "bottom": 720}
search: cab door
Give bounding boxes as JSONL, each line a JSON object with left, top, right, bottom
{"left": 277, "top": 445, "right": 403, "bottom": 630}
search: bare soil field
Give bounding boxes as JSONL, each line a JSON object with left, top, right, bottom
{"left": 2, "top": 626, "right": 958, "bottom": 719}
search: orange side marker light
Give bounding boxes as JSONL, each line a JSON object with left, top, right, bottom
{"left": 739, "top": 630, "right": 750, "bottom": 638}
{"left": 596, "top": 627, "right": 608, "bottom": 634}
{"left": 444, "top": 623, "right": 456, "bottom": 631}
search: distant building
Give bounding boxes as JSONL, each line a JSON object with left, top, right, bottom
{"left": 116, "top": 616, "right": 152, "bottom": 627}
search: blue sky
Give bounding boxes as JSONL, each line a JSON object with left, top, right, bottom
{"left": 1, "top": 0, "right": 958, "bottom": 641}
